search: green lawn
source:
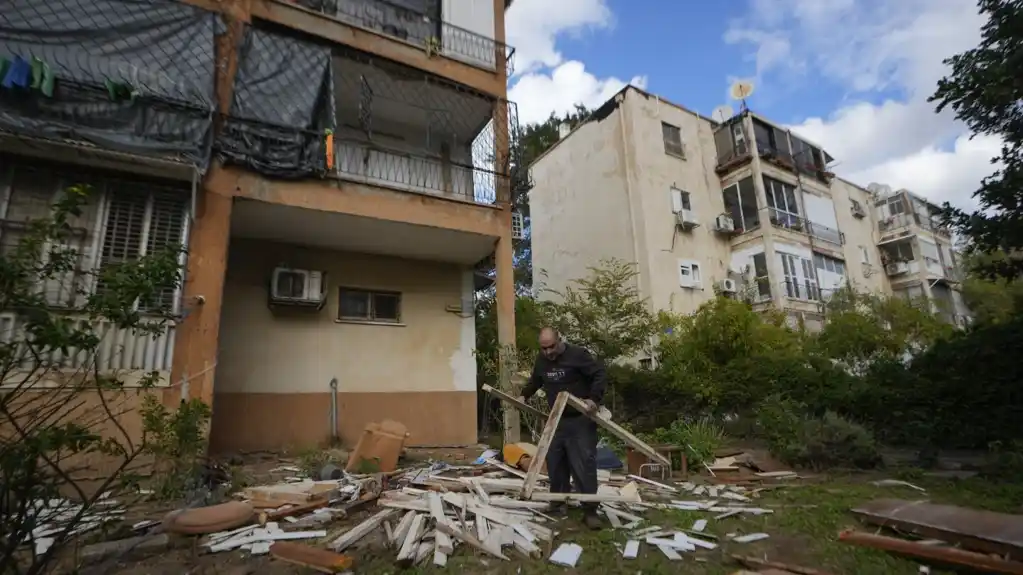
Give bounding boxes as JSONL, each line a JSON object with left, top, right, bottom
{"left": 352, "top": 473, "right": 1023, "bottom": 574}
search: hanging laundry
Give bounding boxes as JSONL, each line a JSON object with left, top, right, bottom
{"left": 30, "top": 57, "right": 55, "bottom": 97}
{"left": 1, "top": 56, "right": 31, "bottom": 90}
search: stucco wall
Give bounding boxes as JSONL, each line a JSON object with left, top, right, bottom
{"left": 210, "top": 238, "right": 478, "bottom": 452}
{"left": 528, "top": 103, "right": 635, "bottom": 299}
{"left": 831, "top": 178, "right": 889, "bottom": 294}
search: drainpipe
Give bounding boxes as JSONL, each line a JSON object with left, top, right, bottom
{"left": 617, "top": 92, "right": 647, "bottom": 306}
{"left": 329, "top": 377, "right": 339, "bottom": 445}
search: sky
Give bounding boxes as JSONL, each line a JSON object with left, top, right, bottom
{"left": 505, "top": 0, "right": 1001, "bottom": 210}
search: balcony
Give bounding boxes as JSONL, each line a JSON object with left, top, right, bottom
{"left": 767, "top": 209, "right": 845, "bottom": 246}
{"left": 713, "top": 115, "right": 752, "bottom": 174}
{"left": 284, "top": 0, "right": 515, "bottom": 74}
{"left": 215, "top": 28, "right": 518, "bottom": 206}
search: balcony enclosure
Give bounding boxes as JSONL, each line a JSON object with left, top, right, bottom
{"left": 875, "top": 190, "right": 952, "bottom": 239}
{"left": 752, "top": 118, "right": 834, "bottom": 184}
{"left": 294, "top": 0, "right": 514, "bottom": 73}
{"left": 332, "top": 47, "right": 512, "bottom": 204}
{"left": 713, "top": 115, "right": 751, "bottom": 172}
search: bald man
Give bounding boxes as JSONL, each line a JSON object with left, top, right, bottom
{"left": 519, "top": 327, "right": 607, "bottom": 529}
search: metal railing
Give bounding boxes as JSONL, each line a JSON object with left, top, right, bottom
{"left": 767, "top": 208, "right": 845, "bottom": 245}
{"left": 334, "top": 139, "right": 502, "bottom": 204}
{"left": 302, "top": 0, "right": 515, "bottom": 74}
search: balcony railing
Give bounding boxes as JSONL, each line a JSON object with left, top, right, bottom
{"left": 878, "top": 211, "right": 952, "bottom": 237}
{"left": 334, "top": 139, "right": 502, "bottom": 204}
{"left": 304, "top": 0, "right": 515, "bottom": 74}
{"left": 767, "top": 208, "right": 845, "bottom": 245}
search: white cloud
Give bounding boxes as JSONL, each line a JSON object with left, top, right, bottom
{"left": 510, "top": 62, "right": 647, "bottom": 125}
{"left": 727, "top": 0, "right": 996, "bottom": 209}
{"left": 505, "top": 0, "right": 644, "bottom": 127}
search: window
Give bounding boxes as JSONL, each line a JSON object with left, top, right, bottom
{"left": 678, "top": 260, "right": 702, "bottom": 288}
{"left": 662, "top": 122, "right": 684, "bottom": 158}
{"left": 763, "top": 176, "right": 802, "bottom": 228}
{"left": 779, "top": 252, "right": 819, "bottom": 301}
{"left": 98, "top": 183, "right": 188, "bottom": 312}
{"left": 722, "top": 177, "right": 759, "bottom": 232}
{"left": 338, "top": 288, "right": 402, "bottom": 322}
{"left": 670, "top": 187, "right": 691, "bottom": 212}
{"left": 638, "top": 358, "right": 653, "bottom": 370}
{"left": 752, "top": 252, "right": 771, "bottom": 300}
{"left": 813, "top": 253, "right": 846, "bottom": 275}
{"left": 713, "top": 120, "right": 748, "bottom": 163}
{"left": 886, "top": 194, "right": 907, "bottom": 216}
{"left": 918, "top": 239, "right": 940, "bottom": 265}
{"left": 752, "top": 119, "right": 791, "bottom": 162}
{"left": 887, "top": 241, "right": 915, "bottom": 262}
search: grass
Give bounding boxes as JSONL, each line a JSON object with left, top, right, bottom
{"left": 351, "top": 473, "right": 1023, "bottom": 575}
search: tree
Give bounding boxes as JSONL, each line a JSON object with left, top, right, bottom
{"left": 959, "top": 250, "right": 1023, "bottom": 323}
{"left": 930, "top": 0, "right": 1023, "bottom": 279}
{"left": 0, "top": 185, "right": 188, "bottom": 574}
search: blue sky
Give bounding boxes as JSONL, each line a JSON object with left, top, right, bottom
{"left": 505, "top": 0, "right": 999, "bottom": 209}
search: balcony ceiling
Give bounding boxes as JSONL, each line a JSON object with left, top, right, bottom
{"left": 334, "top": 56, "right": 492, "bottom": 146}
{"left": 230, "top": 199, "right": 496, "bottom": 265}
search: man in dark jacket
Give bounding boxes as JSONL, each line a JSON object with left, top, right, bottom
{"left": 518, "top": 327, "right": 607, "bottom": 529}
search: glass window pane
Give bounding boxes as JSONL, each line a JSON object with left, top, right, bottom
{"left": 372, "top": 293, "right": 400, "bottom": 321}
{"left": 738, "top": 177, "right": 759, "bottom": 228}
{"left": 340, "top": 290, "right": 370, "bottom": 318}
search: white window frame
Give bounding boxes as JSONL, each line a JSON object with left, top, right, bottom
{"left": 779, "top": 251, "right": 819, "bottom": 301}
{"left": 677, "top": 259, "right": 702, "bottom": 289}
{"left": 670, "top": 186, "right": 692, "bottom": 213}
{"left": 764, "top": 176, "right": 802, "bottom": 227}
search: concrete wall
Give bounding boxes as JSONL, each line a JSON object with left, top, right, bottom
{"left": 210, "top": 238, "right": 477, "bottom": 452}
{"left": 831, "top": 178, "right": 889, "bottom": 294}
{"left": 529, "top": 101, "right": 635, "bottom": 299}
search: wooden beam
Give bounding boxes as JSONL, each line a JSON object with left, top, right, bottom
{"left": 521, "top": 392, "right": 568, "bottom": 499}
{"left": 563, "top": 394, "right": 671, "bottom": 468}
{"left": 481, "top": 384, "right": 548, "bottom": 419}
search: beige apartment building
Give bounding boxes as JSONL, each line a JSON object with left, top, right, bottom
{"left": 528, "top": 86, "right": 968, "bottom": 334}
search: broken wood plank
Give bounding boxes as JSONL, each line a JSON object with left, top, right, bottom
{"left": 396, "top": 515, "right": 425, "bottom": 564}
{"left": 269, "top": 542, "right": 354, "bottom": 574}
{"left": 481, "top": 384, "right": 548, "bottom": 419}
{"left": 731, "top": 554, "right": 837, "bottom": 575}
{"left": 428, "top": 493, "right": 454, "bottom": 554}
{"left": 563, "top": 393, "right": 670, "bottom": 467}
{"left": 529, "top": 491, "right": 641, "bottom": 503}
{"left": 390, "top": 510, "right": 416, "bottom": 546}
{"left": 522, "top": 391, "right": 569, "bottom": 499}
{"left": 839, "top": 530, "right": 1023, "bottom": 575}
{"left": 436, "top": 520, "right": 508, "bottom": 560}
{"left": 329, "top": 509, "right": 397, "bottom": 551}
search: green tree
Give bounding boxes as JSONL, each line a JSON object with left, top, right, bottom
{"left": 0, "top": 185, "right": 186, "bottom": 574}
{"left": 930, "top": 0, "right": 1023, "bottom": 279}
{"left": 959, "top": 250, "right": 1023, "bottom": 323}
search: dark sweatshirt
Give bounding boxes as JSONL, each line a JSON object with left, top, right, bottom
{"left": 521, "top": 344, "right": 607, "bottom": 417}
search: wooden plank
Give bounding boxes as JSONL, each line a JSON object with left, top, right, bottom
{"left": 522, "top": 392, "right": 569, "bottom": 499}
{"left": 268, "top": 542, "right": 354, "bottom": 574}
{"left": 482, "top": 384, "right": 548, "bottom": 419}
{"left": 839, "top": 530, "right": 1023, "bottom": 575}
{"left": 428, "top": 493, "right": 454, "bottom": 554}
{"left": 563, "top": 394, "right": 671, "bottom": 467}
{"left": 329, "top": 508, "right": 397, "bottom": 551}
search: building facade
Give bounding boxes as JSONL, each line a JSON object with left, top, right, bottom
{"left": 0, "top": 0, "right": 519, "bottom": 451}
{"left": 529, "top": 86, "right": 967, "bottom": 333}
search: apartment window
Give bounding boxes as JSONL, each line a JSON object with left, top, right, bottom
{"left": 763, "top": 176, "right": 802, "bottom": 228}
{"left": 638, "top": 358, "right": 653, "bottom": 370}
{"left": 97, "top": 183, "right": 188, "bottom": 312}
{"left": 813, "top": 253, "right": 846, "bottom": 275}
{"left": 752, "top": 119, "right": 791, "bottom": 161}
{"left": 662, "top": 122, "right": 684, "bottom": 158}
{"left": 678, "top": 259, "right": 702, "bottom": 288}
{"left": 338, "top": 288, "right": 402, "bottom": 322}
{"left": 919, "top": 239, "right": 941, "bottom": 266}
{"left": 752, "top": 252, "right": 771, "bottom": 300}
{"left": 779, "top": 252, "right": 819, "bottom": 301}
{"left": 887, "top": 241, "right": 915, "bottom": 262}
{"left": 790, "top": 137, "right": 824, "bottom": 172}
{"left": 885, "top": 194, "right": 907, "bottom": 216}
{"left": 670, "top": 187, "right": 691, "bottom": 212}
{"left": 713, "top": 121, "right": 748, "bottom": 163}
{"left": 722, "top": 177, "right": 760, "bottom": 232}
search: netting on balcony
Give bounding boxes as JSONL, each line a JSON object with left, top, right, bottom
{"left": 0, "top": 0, "right": 219, "bottom": 169}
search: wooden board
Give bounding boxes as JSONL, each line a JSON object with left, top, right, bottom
{"left": 563, "top": 393, "right": 671, "bottom": 468}
{"left": 269, "top": 541, "right": 354, "bottom": 573}
{"left": 521, "top": 392, "right": 568, "bottom": 499}
{"left": 481, "top": 384, "right": 548, "bottom": 419}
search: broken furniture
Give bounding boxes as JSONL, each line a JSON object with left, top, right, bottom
{"left": 345, "top": 420, "right": 409, "bottom": 473}
{"left": 162, "top": 501, "right": 255, "bottom": 535}
{"left": 626, "top": 444, "right": 687, "bottom": 479}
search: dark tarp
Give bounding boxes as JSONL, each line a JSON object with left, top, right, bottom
{"left": 0, "top": 0, "right": 219, "bottom": 170}
{"left": 215, "top": 27, "right": 336, "bottom": 180}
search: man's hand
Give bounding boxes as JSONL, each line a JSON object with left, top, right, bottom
{"left": 582, "top": 399, "right": 598, "bottom": 413}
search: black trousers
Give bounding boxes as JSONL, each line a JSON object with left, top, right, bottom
{"left": 545, "top": 414, "right": 599, "bottom": 511}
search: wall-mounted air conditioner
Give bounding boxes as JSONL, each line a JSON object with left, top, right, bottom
{"left": 885, "top": 261, "right": 909, "bottom": 276}
{"left": 851, "top": 201, "right": 866, "bottom": 219}
{"left": 269, "top": 267, "right": 327, "bottom": 310}
{"left": 511, "top": 211, "right": 525, "bottom": 240}
{"left": 676, "top": 209, "right": 699, "bottom": 229}
{"left": 714, "top": 214, "right": 735, "bottom": 233}
{"left": 717, "top": 278, "right": 737, "bottom": 293}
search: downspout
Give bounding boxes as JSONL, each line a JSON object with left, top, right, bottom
{"left": 329, "top": 377, "right": 339, "bottom": 445}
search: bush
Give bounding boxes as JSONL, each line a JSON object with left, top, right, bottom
{"left": 642, "top": 416, "right": 725, "bottom": 469}
{"left": 756, "top": 396, "right": 882, "bottom": 470}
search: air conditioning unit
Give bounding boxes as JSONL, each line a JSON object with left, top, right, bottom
{"left": 885, "top": 261, "right": 909, "bottom": 276}
{"left": 269, "top": 267, "right": 327, "bottom": 309}
{"left": 511, "top": 211, "right": 525, "bottom": 240}
{"left": 675, "top": 209, "right": 699, "bottom": 229}
{"left": 851, "top": 202, "right": 866, "bottom": 219}
{"left": 714, "top": 214, "right": 735, "bottom": 233}
{"left": 717, "top": 278, "right": 737, "bottom": 293}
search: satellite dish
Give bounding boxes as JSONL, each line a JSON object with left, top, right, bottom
{"left": 711, "top": 105, "right": 735, "bottom": 123}
{"left": 729, "top": 80, "right": 756, "bottom": 111}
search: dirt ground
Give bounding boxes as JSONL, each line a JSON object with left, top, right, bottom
{"left": 55, "top": 447, "right": 1023, "bottom": 575}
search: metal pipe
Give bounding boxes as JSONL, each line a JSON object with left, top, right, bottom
{"left": 329, "top": 377, "right": 339, "bottom": 444}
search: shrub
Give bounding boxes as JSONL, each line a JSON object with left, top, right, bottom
{"left": 643, "top": 416, "right": 725, "bottom": 468}
{"left": 756, "top": 396, "right": 882, "bottom": 470}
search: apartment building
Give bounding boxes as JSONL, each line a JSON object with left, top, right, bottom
{"left": 529, "top": 86, "right": 966, "bottom": 332}
{"left": 0, "top": 0, "right": 519, "bottom": 451}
